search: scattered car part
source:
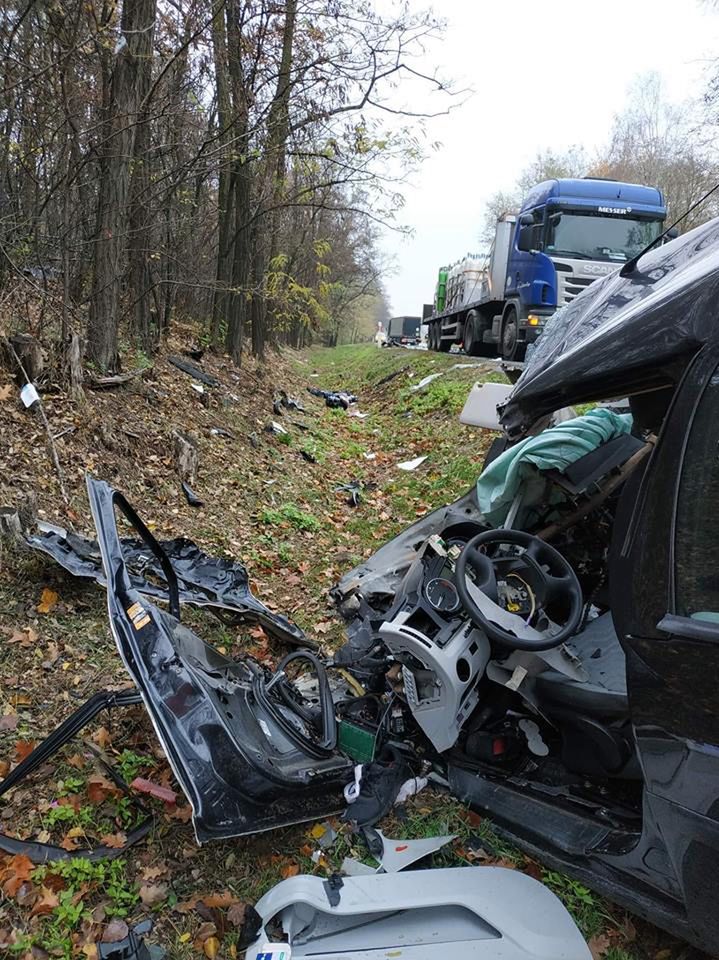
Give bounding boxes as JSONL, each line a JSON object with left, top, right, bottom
{"left": 180, "top": 480, "right": 204, "bottom": 507}
{"left": 266, "top": 420, "right": 289, "bottom": 436}
{"left": 0, "top": 689, "right": 153, "bottom": 863}
{"left": 26, "top": 523, "right": 311, "bottom": 649}
{"left": 278, "top": 389, "right": 305, "bottom": 412}
{"left": 334, "top": 480, "right": 362, "bottom": 507}
{"left": 361, "top": 827, "right": 456, "bottom": 872}
{"left": 98, "top": 920, "right": 166, "bottom": 959}
{"left": 86, "top": 478, "right": 352, "bottom": 842}
{"left": 307, "top": 387, "right": 358, "bottom": 409}
{"left": 167, "top": 355, "right": 219, "bottom": 387}
{"left": 247, "top": 867, "right": 591, "bottom": 960}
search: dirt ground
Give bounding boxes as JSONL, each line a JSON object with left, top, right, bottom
{"left": 0, "top": 337, "right": 699, "bottom": 958}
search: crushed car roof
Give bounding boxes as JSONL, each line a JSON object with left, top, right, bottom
{"left": 501, "top": 216, "right": 719, "bottom": 438}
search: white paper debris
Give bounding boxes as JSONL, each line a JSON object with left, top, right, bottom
{"left": 397, "top": 455, "right": 427, "bottom": 471}
{"left": 190, "top": 382, "right": 204, "bottom": 394}
{"left": 363, "top": 452, "right": 376, "bottom": 460}
{"left": 20, "top": 383, "right": 40, "bottom": 408}
{"left": 348, "top": 409, "right": 368, "bottom": 419}
{"left": 395, "top": 776, "right": 429, "bottom": 805}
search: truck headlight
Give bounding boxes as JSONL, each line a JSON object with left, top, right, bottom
{"left": 528, "top": 314, "right": 541, "bottom": 326}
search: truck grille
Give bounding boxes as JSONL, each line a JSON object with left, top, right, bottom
{"left": 556, "top": 272, "right": 596, "bottom": 305}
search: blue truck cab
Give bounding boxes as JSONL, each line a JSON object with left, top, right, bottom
{"left": 501, "top": 177, "right": 666, "bottom": 358}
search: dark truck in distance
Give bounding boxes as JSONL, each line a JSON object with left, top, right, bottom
{"left": 386, "top": 314, "right": 421, "bottom": 345}
{"left": 427, "top": 177, "right": 666, "bottom": 360}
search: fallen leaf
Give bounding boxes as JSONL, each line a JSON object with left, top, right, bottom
{"left": 99, "top": 832, "right": 127, "bottom": 849}
{"left": 141, "top": 864, "right": 168, "bottom": 881}
{"left": 67, "top": 753, "right": 86, "bottom": 769}
{"left": 30, "top": 886, "right": 60, "bottom": 917}
{"left": 82, "top": 946, "right": 98, "bottom": 959}
{"left": 194, "top": 922, "right": 217, "bottom": 943}
{"left": 200, "top": 891, "right": 239, "bottom": 908}
{"left": 0, "top": 384, "right": 12, "bottom": 401}
{"left": 88, "top": 775, "right": 120, "bottom": 804}
{"left": 102, "top": 919, "right": 129, "bottom": 943}
{"left": 227, "top": 902, "right": 247, "bottom": 928}
{"left": 0, "top": 714, "right": 18, "bottom": 732}
{"left": 37, "top": 587, "right": 59, "bottom": 614}
{"left": 1, "top": 853, "right": 34, "bottom": 897}
{"left": 0, "top": 760, "right": 9, "bottom": 778}
{"left": 589, "top": 933, "right": 611, "bottom": 960}
{"left": 203, "top": 936, "right": 221, "bottom": 959}
{"left": 139, "top": 882, "right": 168, "bottom": 907}
{"left": 130, "top": 777, "right": 177, "bottom": 805}
{"left": 60, "top": 834, "right": 78, "bottom": 852}
{"left": 92, "top": 726, "right": 112, "bottom": 749}
{"left": 14, "top": 740, "right": 37, "bottom": 763}
{"left": 281, "top": 862, "right": 300, "bottom": 879}
{"left": 166, "top": 803, "right": 192, "bottom": 822}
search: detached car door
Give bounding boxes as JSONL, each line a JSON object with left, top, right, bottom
{"left": 616, "top": 346, "right": 719, "bottom": 944}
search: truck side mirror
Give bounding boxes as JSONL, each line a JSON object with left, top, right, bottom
{"left": 517, "top": 226, "right": 534, "bottom": 253}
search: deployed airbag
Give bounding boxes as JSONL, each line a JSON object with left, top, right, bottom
{"left": 476, "top": 409, "right": 632, "bottom": 525}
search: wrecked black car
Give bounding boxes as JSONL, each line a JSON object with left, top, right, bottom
{"left": 334, "top": 216, "right": 719, "bottom": 954}
{"left": 7, "top": 218, "right": 719, "bottom": 951}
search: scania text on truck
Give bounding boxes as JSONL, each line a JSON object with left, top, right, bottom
{"left": 427, "top": 178, "right": 667, "bottom": 360}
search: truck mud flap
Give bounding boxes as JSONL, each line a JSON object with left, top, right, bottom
{"left": 86, "top": 478, "right": 351, "bottom": 843}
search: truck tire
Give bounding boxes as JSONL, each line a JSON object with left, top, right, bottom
{"left": 500, "top": 308, "right": 525, "bottom": 361}
{"left": 464, "top": 311, "right": 496, "bottom": 358}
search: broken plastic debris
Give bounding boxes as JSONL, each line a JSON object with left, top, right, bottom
{"left": 347, "top": 409, "right": 368, "bottom": 419}
{"left": 362, "top": 827, "right": 456, "bottom": 873}
{"left": 20, "top": 383, "right": 40, "bottom": 408}
{"left": 266, "top": 421, "right": 289, "bottom": 436}
{"left": 340, "top": 856, "right": 376, "bottom": 877}
{"left": 307, "top": 386, "right": 358, "bottom": 409}
{"left": 190, "top": 382, "right": 204, "bottom": 394}
{"left": 397, "top": 455, "right": 427, "bottom": 471}
{"left": 180, "top": 481, "right": 204, "bottom": 508}
{"left": 248, "top": 868, "right": 591, "bottom": 960}
{"left": 362, "top": 452, "right": 376, "bottom": 460}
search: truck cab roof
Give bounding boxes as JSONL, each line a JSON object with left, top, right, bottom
{"left": 521, "top": 178, "right": 666, "bottom": 218}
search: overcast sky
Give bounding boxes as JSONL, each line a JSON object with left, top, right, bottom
{"left": 381, "top": 0, "right": 719, "bottom": 316}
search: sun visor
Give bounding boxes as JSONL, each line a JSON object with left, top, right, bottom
{"left": 500, "top": 217, "right": 719, "bottom": 438}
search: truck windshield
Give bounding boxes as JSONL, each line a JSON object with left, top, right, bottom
{"left": 545, "top": 212, "right": 662, "bottom": 262}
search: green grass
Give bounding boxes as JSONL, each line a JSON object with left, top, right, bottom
{"left": 260, "top": 502, "right": 321, "bottom": 532}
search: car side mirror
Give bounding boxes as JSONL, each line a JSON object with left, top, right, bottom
{"left": 517, "top": 226, "right": 534, "bottom": 253}
{"left": 665, "top": 226, "right": 679, "bottom": 240}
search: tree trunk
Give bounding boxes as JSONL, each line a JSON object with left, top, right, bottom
{"left": 88, "top": 0, "right": 157, "bottom": 372}
{"left": 128, "top": 0, "right": 157, "bottom": 349}
{"left": 258, "top": 0, "right": 297, "bottom": 351}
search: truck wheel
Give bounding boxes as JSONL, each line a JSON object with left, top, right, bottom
{"left": 501, "top": 309, "right": 525, "bottom": 361}
{"left": 464, "top": 311, "right": 495, "bottom": 358}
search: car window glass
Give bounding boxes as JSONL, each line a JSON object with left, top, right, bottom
{"left": 675, "top": 367, "right": 719, "bottom": 620}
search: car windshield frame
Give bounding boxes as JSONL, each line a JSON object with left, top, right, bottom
{"left": 544, "top": 210, "right": 663, "bottom": 263}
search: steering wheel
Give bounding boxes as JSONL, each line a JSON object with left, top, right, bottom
{"left": 455, "top": 529, "right": 583, "bottom": 651}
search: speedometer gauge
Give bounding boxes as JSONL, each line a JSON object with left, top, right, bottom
{"left": 425, "top": 577, "right": 461, "bottom": 614}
